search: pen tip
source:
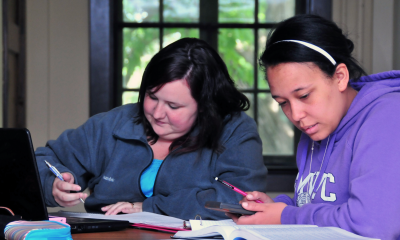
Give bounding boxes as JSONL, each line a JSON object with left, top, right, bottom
{"left": 215, "top": 177, "right": 218, "bottom": 181}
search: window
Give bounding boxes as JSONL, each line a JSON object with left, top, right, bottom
{"left": 90, "top": 0, "right": 332, "bottom": 191}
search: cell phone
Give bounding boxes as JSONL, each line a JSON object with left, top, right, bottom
{"left": 205, "top": 201, "right": 257, "bottom": 215}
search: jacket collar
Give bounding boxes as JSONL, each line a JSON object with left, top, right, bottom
{"left": 112, "top": 113, "right": 147, "bottom": 142}
{"left": 110, "top": 104, "right": 237, "bottom": 145}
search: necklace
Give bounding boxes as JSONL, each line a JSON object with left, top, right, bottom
{"left": 297, "top": 135, "right": 330, "bottom": 207}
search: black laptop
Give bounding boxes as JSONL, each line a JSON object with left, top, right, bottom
{"left": 0, "top": 128, "right": 130, "bottom": 233}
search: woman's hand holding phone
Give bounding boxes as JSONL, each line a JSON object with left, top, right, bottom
{"left": 227, "top": 191, "right": 287, "bottom": 225}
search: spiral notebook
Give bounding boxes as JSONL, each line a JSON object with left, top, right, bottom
{"left": 0, "top": 128, "right": 130, "bottom": 233}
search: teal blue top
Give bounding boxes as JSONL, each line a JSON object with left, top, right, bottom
{"left": 140, "top": 159, "right": 163, "bottom": 197}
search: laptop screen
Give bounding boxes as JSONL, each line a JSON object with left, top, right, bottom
{"left": 0, "top": 128, "right": 48, "bottom": 221}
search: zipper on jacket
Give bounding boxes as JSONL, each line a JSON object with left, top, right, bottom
{"left": 138, "top": 141, "right": 155, "bottom": 198}
{"left": 152, "top": 146, "right": 182, "bottom": 195}
{"left": 137, "top": 138, "right": 182, "bottom": 198}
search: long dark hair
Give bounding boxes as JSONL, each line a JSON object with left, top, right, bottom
{"left": 260, "top": 14, "right": 366, "bottom": 81}
{"left": 135, "top": 38, "right": 249, "bottom": 154}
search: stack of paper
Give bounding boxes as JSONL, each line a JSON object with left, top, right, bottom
{"left": 50, "top": 211, "right": 189, "bottom": 233}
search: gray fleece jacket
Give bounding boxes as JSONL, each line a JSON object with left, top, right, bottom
{"left": 35, "top": 103, "right": 268, "bottom": 220}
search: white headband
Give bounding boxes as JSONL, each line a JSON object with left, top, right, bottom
{"left": 273, "top": 40, "right": 336, "bottom": 65}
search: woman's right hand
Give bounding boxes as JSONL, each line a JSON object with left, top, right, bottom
{"left": 240, "top": 191, "right": 275, "bottom": 204}
{"left": 52, "top": 172, "right": 87, "bottom": 207}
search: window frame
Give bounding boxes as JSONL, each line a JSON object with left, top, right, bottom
{"left": 89, "top": 0, "right": 332, "bottom": 191}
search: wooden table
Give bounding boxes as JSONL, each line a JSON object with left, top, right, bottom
{"left": 72, "top": 227, "right": 174, "bottom": 239}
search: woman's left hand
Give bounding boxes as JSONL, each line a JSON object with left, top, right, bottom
{"left": 101, "top": 202, "right": 143, "bottom": 215}
{"left": 228, "top": 202, "right": 287, "bottom": 225}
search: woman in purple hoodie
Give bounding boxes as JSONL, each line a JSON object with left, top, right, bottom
{"left": 229, "top": 14, "right": 400, "bottom": 240}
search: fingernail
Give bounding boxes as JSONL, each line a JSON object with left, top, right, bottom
{"left": 242, "top": 202, "right": 248, "bottom": 207}
{"left": 247, "top": 194, "right": 253, "bottom": 199}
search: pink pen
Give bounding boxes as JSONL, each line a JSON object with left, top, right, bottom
{"left": 215, "top": 177, "right": 264, "bottom": 203}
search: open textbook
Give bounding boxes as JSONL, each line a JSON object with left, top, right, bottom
{"left": 173, "top": 224, "right": 380, "bottom": 240}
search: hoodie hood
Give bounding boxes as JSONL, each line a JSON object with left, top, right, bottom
{"left": 334, "top": 70, "right": 400, "bottom": 140}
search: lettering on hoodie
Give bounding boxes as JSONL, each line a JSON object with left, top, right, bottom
{"left": 296, "top": 172, "right": 337, "bottom": 203}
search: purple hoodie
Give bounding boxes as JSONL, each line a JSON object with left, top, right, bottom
{"left": 274, "top": 70, "right": 400, "bottom": 240}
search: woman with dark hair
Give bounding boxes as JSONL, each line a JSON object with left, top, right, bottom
{"left": 35, "top": 38, "right": 268, "bottom": 220}
{"left": 229, "top": 14, "right": 400, "bottom": 239}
